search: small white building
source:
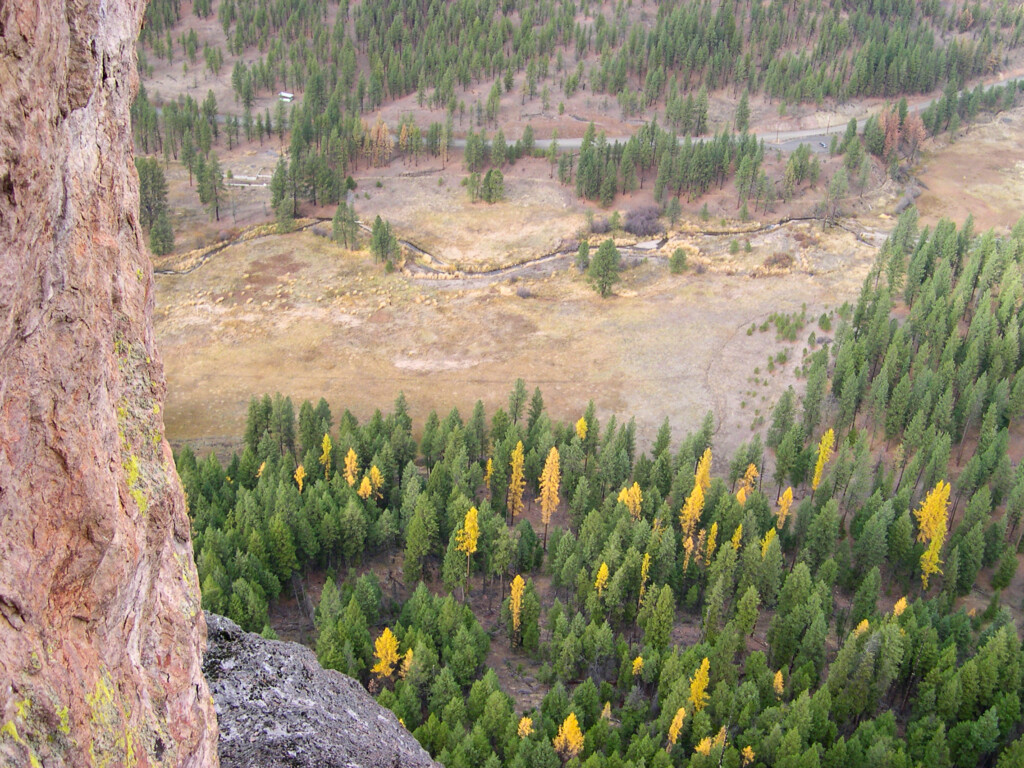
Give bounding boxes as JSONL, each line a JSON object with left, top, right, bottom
{"left": 278, "top": 92, "right": 294, "bottom": 103}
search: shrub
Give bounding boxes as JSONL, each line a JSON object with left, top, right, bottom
{"left": 624, "top": 206, "right": 662, "bottom": 237}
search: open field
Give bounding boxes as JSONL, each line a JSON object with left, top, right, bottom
{"left": 155, "top": 217, "right": 878, "bottom": 465}
{"left": 915, "top": 104, "right": 1024, "bottom": 231}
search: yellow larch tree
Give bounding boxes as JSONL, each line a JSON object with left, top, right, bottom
{"left": 632, "top": 656, "right": 644, "bottom": 676}
{"left": 507, "top": 441, "right": 526, "bottom": 525}
{"left": 811, "top": 428, "right": 835, "bottom": 494}
{"left": 736, "top": 463, "right": 758, "bottom": 503}
{"left": 914, "top": 481, "right": 950, "bottom": 589}
{"left": 639, "top": 552, "right": 651, "bottom": 606}
{"left": 509, "top": 574, "right": 525, "bottom": 645}
{"left": 294, "top": 464, "right": 306, "bottom": 493}
{"left": 618, "top": 481, "right": 643, "bottom": 521}
{"left": 731, "top": 524, "right": 743, "bottom": 549}
{"left": 575, "top": 416, "right": 588, "bottom": 442}
{"left": 689, "top": 657, "right": 710, "bottom": 712}
{"left": 538, "top": 447, "right": 561, "bottom": 547}
{"left": 893, "top": 597, "right": 908, "bottom": 617}
{"left": 368, "top": 465, "right": 384, "bottom": 497}
{"left": 357, "top": 476, "right": 373, "bottom": 500}
{"left": 553, "top": 713, "right": 584, "bottom": 761}
{"left": 695, "top": 737, "right": 713, "bottom": 756}
{"left": 371, "top": 627, "right": 400, "bottom": 680}
{"left": 694, "top": 529, "right": 707, "bottom": 566}
{"left": 853, "top": 619, "right": 869, "bottom": 637}
{"left": 761, "top": 528, "right": 776, "bottom": 558}
{"left": 776, "top": 486, "right": 794, "bottom": 530}
{"left": 257, "top": 460, "right": 266, "bottom": 479}
{"left": 399, "top": 648, "right": 414, "bottom": 679}
{"left": 914, "top": 480, "right": 951, "bottom": 543}
{"left": 742, "top": 746, "right": 756, "bottom": 766}
{"left": 594, "top": 562, "right": 609, "bottom": 595}
{"left": 704, "top": 522, "right": 718, "bottom": 563}
{"left": 484, "top": 458, "right": 493, "bottom": 492}
{"left": 773, "top": 669, "right": 784, "bottom": 697}
{"left": 679, "top": 483, "right": 705, "bottom": 568}
{"left": 517, "top": 716, "right": 533, "bottom": 738}
{"left": 319, "top": 434, "right": 332, "bottom": 478}
{"left": 344, "top": 447, "right": 359, "bottom": 486}
{"left": 667, "top": 707, "right": 686, "bottom": 748}
{"left": 600, "top": 702, "right": 611, "bottom": 721}
{"left": 695, "top": 448, "right": 712, "bottom": 491}
{"left": 921, "top": 534, "right": 944, "bottom": 590}
{"left": 456, "top": 506, "right": 480, "bottom": 588}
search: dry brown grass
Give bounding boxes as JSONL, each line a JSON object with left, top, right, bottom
{"left": 155, "top": 218, "right": 875, "bottom": 466}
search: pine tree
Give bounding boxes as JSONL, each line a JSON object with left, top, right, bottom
{"left": 587, "top": 238, "right": 621, "bottom": 297}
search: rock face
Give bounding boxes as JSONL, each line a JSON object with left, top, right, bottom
{"left": 0, "top": 1, "right": 217, "bottom": 765}
{"left": 204, "top": 614, "right": 440, "bottom": 768}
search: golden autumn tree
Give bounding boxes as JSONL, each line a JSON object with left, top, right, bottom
{"left": 632, "top": 656, "right": 644, "bottom": 676}
{"left": 776, "top": 486, "right": 794, "bottom": 530}
{"left": 319, "top": 434, "right": 332, "bottom": 478}
{"left": 553, "top": 712, "right": 584, "bottom": 761}
{"left": 742, "top": 746, "right": 756, "bottom": 766}
{"left": 773, "top": 669, "right": 784, "bottom": 697}
{"left": 618, "top": 481, "right": 643, "bottom": 521}
{"left": 594, "top": 562, "right": 610, "bottom": 595}
{"left": 914, "top": 481, "right": 950, "bottom": 589}
{"left": 689, "top": 657, "right": 710, "bottom": 712}
{"left": 344, "top": 447, "right": 359, "bottom": 486}
{"left": 368, "top": 465, "right": 384, "bottom": 497}
{"left": 293, "top": 464, "right": 306, "bottom": 493}
{"left": 517, "top": 716, "right": 533, "bottom": 738}
{"left": 484, "top": 458, "right": 493, "bottom": 492}
{"left": 811, "top": 428, "right": 835, "bottom": 496}
{"left": 667, "top": 707, "right": 686, "bottom": 749}
{"left": 695, "top": 448, "right": 712, "bottom": 491}
{"left": 509, "top": 574, "right": 525, "bottom": 647}
{"left": 357, "top": 476, "right": 373, "bottom": 500}
{"left": 704, "top": 522, "right": 718, "bottom": 564}
{"left": 507, "top": 440, "right": 525, "bottom": 525}
{"left": 761, "top": 528, "right": 776, "bottom": 558}
{"left": 538, "top": 446, "right": 561, "bottom": 547}
{"left": 736, "top": 463, "right": 758, "bottom": 504}
{"left": 679, "top": 483, "right": 705, "bottom": 568}
{"left": 638, "top": 552, "right": 651, "bottom": 607}
{"left": 456, "top": 505, "right": 480, "bottom": 589}
{"left": 399, "top": 648, "right": 414, "bottom": 679}
{"left": 893, "top": 597, "right": 908, "bottom": 617}
{"left": 372, "top": 627, "right": 400, "bottom": 680}
{"left": 914, "top": 480, "right": 951, "bottom": 543}
{"left": 575, "top": 416, "right": 588, "bottom": 442}
{"left": 257, "top": 460, "right": 266, "bottom": 479}
{"left": 731, "top": 524, "right": 743, "bottom": 549}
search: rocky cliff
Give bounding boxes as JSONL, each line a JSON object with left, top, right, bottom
{"left": 204, "top": 614, "right": 441, "bottom": 768}
{"left": 0, "top": 0, "right": 217, "bottom": 765}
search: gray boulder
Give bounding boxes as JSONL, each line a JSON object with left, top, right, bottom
{"left": 204, "top": 613, "right": 441, "bottom": 768}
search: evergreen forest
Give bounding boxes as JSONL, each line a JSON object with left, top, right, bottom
{"left": 178, "top": 211, "right": 1024, "bottom": 768}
